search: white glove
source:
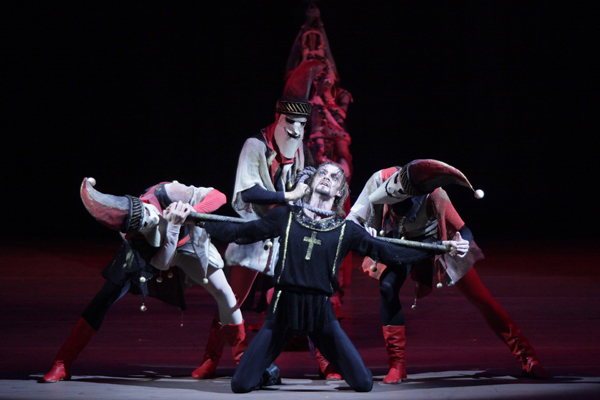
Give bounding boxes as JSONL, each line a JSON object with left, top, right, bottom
{"left": 442, "top": 232, "right": 469, "bottom": 258}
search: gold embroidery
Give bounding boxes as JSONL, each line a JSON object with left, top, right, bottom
{"left": 303, "top": 231, "right": 322, "bottom": 260}
{"left": 294, "top": 209, "right": 344, "bottom": 232}
{"left": 272, "top": 290, "right": 282, "bottom": 312}
{"left": 332, "top": 223, "right": 346, "bottom": 276}
{"left": 277, "top": 212, "right": 294, "bottom": 284}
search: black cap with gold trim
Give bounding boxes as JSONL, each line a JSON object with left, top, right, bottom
{"left": 276, "top": 59, "right": 325, "bottom": 117}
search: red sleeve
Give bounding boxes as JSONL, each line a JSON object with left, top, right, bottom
{"left": 380, "top": 167, "right": 399, "bottom": 181}
{"left": 192, "top": 189, "right": 227, "bottom": 214}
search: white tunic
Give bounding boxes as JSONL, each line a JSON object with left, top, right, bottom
{"left": 225, "top": 135, "right": 304, "bottom": 275}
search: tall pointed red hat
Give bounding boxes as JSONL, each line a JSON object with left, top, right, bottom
{"left": 276, "top": 59, "right": 325, "bottom": 117}
{"left": 285, "top": 3, "right": 338, "bottom": 76}
{"left": 80, "top": 177, "right": 144, "bottom": 233}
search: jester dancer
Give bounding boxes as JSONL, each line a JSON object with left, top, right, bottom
{"left": 347, "top": 160, "right": 549, "bottom": 383}
{"left": 191, "top": 59, "right": 325, "bottom": 379}
{"left": 192, "top": 162, "right": 459, "bottom": 393}
{"left": 41, "top": 178, "right": 243, "bottom": 382}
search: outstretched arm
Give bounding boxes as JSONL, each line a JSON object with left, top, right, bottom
{"left": 202, "top": 207, "right": 286, "bottom": 245}
{"left": 241, "top": 185, "right": 286, "bottom": 204}
{"left": 348, "top": 223, "right": 439, "bottom": 266}
{"left": 241, "top": 184, "right": 308, "bottom": 205}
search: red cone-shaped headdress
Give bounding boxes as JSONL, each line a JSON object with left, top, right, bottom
{"left": 80, "top": 177, "right": 144, "bottom": 233}
{"left": 285, "top": 3, "right": 338, "bottom": 76}
{"left": 276, "top": 59, "right": 325, "bottom": 117}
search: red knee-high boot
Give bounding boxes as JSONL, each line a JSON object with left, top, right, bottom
{"left": 42, "top": 317, "right": 96, "bottom": 383}
{"left": 456, "top": 268, "right": 549, "bottom": 379}
{"left": 315, "top": 348, "right": 342, "bottom": 380}
{"left": 193, "top": 265, "right": 255, "bottom": 378}
{"left": 499, "top": 320, "right": 548, "bottom": 378}
{"left": 222, "top": 320, "right": 247, "bottom": 365}
{"left": 192, "top": 317, "right": 227, "bottom": 379}
{"left": 382, "top": 325, "right": 407, "bottom": 384}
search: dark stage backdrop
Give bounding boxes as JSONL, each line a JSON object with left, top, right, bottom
{"left": 2, "top": 1, "right": 596, "bottom": 242}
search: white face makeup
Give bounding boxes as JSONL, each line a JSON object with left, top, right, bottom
{"left": 273, "top": 114, "right": 307, "bottom": 158}
{"left": 368, "top": 170, "right": 412, "bottom": 205}
{"left": 312, "top": 164, "right": 344, "bottom": 198}
{"left": 141, "top": 203, "right": 161, "bottom": 230}
{"left": 140, "top": 203, "right": 162, "bottom": 246}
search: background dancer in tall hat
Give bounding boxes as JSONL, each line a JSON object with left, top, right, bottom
{"left": 192, "top": 59, "right": 326, "bottom": 379}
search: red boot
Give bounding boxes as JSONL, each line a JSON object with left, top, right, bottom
{"left": 192, "top": 318, "right": 226, "bottom": 379}
{"left": 42, "top": 317, "right": 96, "bottom": 383}
{"left": 500, "top": 323, "right": 549, "bottom": 379}
{"left": 382, "top": 325, "right": 407, "bottom": 384}
{"left": 456, "top": 268, "right": 549, "bottom": 379}
{"left": 222, "top": 320, "right": 248, "bottom": 365}
{"left": 315, "top": 348, "right": 342, "bottom": 380}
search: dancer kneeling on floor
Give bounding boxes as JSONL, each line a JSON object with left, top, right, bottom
{"left": 194, "top": 162, "right": 459, "bottom": 393}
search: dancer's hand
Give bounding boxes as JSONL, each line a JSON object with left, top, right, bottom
{"left": 443, "top": 232, "right": 469, "bottom": 257}
{"left": 164, "top": 201, "right": 193, "bottom": 226}
{"left": 365, "top": 227, "right": 378, "bottom": 237}
{"left": 285, "top": 183, "right": 310, "bottom": 202}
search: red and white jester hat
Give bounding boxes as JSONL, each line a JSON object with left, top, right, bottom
{"left": 369, "top": 159, "right": 485, "bottom": 204}
{"left": 80, "top": 177, "right": 145, "bottom": 233}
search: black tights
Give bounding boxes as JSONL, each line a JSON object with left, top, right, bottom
{"left": 81, "top": 280, "right": 130, "bottom": 331}
{"left": 379, "top": 265, "right": 410, "bottom": 326}
{"left": 231, "top": 319, "right": 372, "bottom": 393}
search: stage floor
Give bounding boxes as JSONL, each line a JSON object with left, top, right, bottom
{"left": 1, "top": 239, "right": 599, "bottom": 400}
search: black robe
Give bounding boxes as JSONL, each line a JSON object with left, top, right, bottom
{"left": 204, "top": 205, "right": 436, "bottom": 333}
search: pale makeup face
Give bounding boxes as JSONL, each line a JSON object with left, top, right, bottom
{"left": 141, "top": 203, "right": 161, "bottom": 230}
{"left": 273, "top": 114, "right": 307, "bottom": 158}
{"left": 368, "top": 170, "right": 412, "bottom": 205}
{"left": 140, "top": 203, "right": 162, "bottom": 246}
{"left": 312, "top": 164, "right": 344, "bottom": 198}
